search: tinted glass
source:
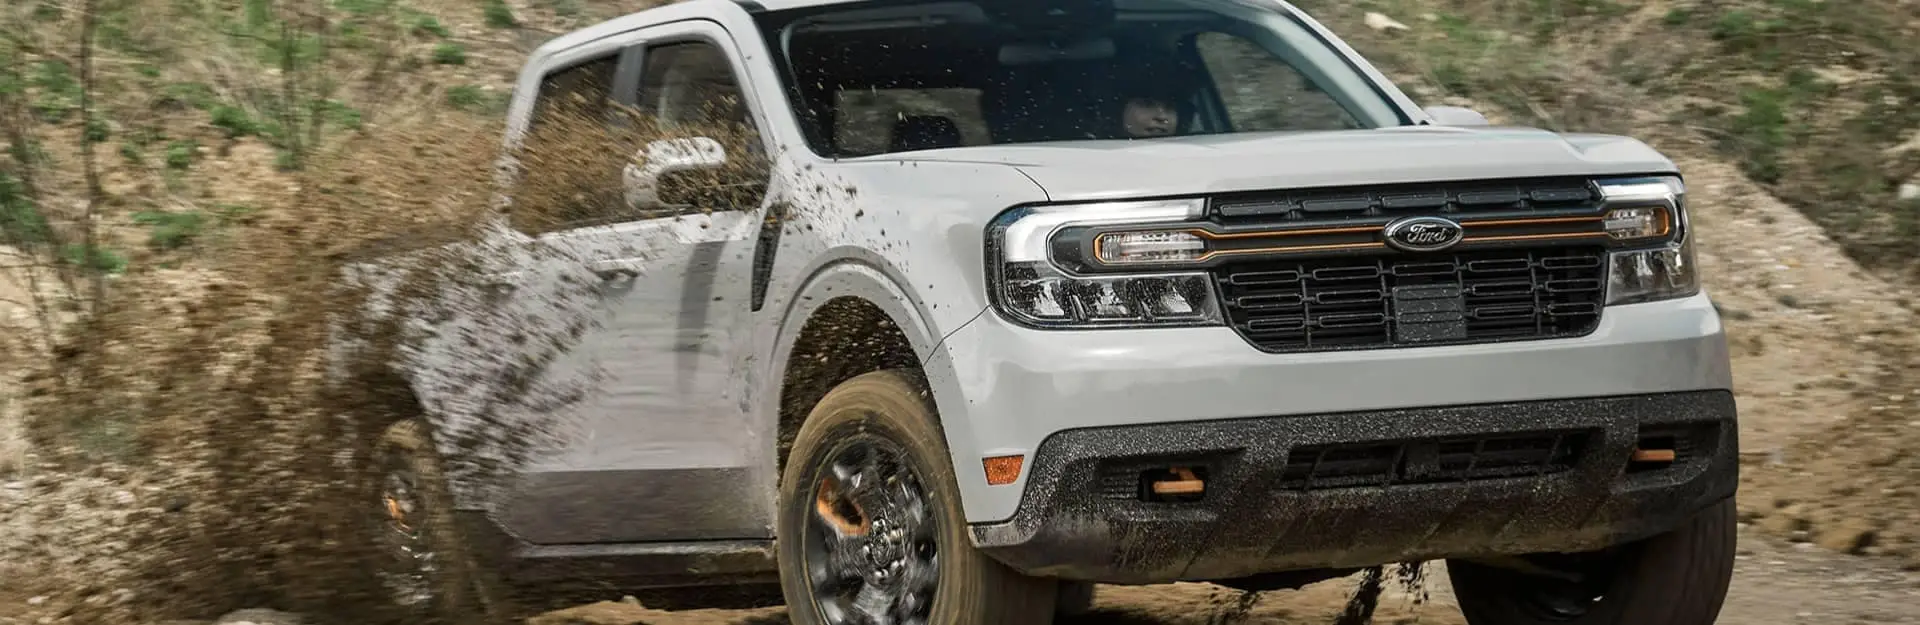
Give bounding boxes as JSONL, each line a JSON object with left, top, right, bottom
{"left": 756, "top": 0, "right": 1404, "bottom": 157}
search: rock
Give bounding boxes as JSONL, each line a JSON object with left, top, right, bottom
{"left": 25, "top": 596, "right": 45, "bottom": 606}
{"left": 214, "top": 609, "right": 304, "bottom": 625}
{"left": 1364, "top": 12, "right": 1410, "bottom": 33}
{"left": 1815, "top": 518, "right": 1880, "bottom": 555}
{"left": 1900, "top": 182, "right": 1920, "bottom": 202}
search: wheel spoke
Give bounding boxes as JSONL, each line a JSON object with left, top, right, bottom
{"left": 842, "top": 452, "right": 893, "bottom": 511}
{"left": 899, "top": 489, "right": 935, "bottom": 542}
{"left": 808, "top": 530, "right": 866, "bottom": 595}
{"left": 852, "top": 585, "right": 897, "bottom": 625}
{"left": 900, "top": 552, "right": 938, "bottom": 594}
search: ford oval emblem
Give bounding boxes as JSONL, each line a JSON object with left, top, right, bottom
{"left": 1382, "top": 216, "right": 1466, "bottom": 253}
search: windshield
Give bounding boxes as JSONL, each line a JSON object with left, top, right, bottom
{"left": 755, "top": 0, "right": 1410, "bottom": 158}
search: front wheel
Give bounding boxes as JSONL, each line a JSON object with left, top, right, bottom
{"left": 1447, "top": 498, "right": 1737, "bottom": 625}
{"left": 775, "top": 370, "right": 1059, "bottom": 625}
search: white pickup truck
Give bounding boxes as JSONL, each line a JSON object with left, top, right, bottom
{"left": 335, "top": 0, "right": 1740, "bottom": 624}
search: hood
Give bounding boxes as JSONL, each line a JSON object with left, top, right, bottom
{"left": 886, "top": 125, "right": 1678, "bottom": 202}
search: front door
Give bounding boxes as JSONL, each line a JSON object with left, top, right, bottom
{"left": 490, "top": 22, "right": 776, "bottom": 544}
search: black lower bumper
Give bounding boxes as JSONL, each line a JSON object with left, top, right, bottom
{"left": 968, "top": 390, "right": 1739, "bottom": 584}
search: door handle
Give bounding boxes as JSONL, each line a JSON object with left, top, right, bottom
{"left": 479, "top": 272, "right": 519, "bottom": 295}
{"left": 592, "top": 266, "right": 640, "bottom": 282}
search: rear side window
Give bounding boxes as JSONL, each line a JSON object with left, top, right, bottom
{"left": 634, "top": 41, "right": 755, "bottom": 135}
{"left": 513, "top": 55, "right": 625, "bottom": 234}
{"left": 529, "top": 57, "right": 619, "bottom": 132}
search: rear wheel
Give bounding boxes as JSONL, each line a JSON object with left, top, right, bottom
{"left": 1447, "top": 498, "right": 1737, "bottom": 625}
{"left": 370, "top": 420, "right": 517, "bottom": 625}
{"left": 775, "top": 370, "right": 1059, "bottom": 625}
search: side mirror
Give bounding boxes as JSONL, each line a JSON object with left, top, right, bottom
{"left": 623, "top": 137, "right": 729, "bottom": 210}
{"left": 1422, "top": 105, "right": 1490, "bottom": 127}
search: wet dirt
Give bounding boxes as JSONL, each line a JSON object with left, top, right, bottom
{"left": 520, "top": 532, "right": 1920, "bottom": 625}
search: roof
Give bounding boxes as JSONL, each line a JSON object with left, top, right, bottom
{"left": 529, "top": 0, "right": 1307, "bottom": 62}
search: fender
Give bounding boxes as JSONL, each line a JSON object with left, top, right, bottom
{"left": 754, "top": 256, "right": 992, "bottom": 512}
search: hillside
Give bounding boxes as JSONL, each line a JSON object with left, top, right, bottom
{"left": 2, "top": 0, "right": 1920, "bottom": 624}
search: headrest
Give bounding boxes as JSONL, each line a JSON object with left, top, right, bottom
{"left": 890, "top": 115, "right": 963, "bottom": 153}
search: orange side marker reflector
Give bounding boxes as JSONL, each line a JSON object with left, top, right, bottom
{"left": 1631, "top": 448, "right": 1677, "bottom": 463}
{"left": 983, "top": 455, "right": 1025, "bottom": 486}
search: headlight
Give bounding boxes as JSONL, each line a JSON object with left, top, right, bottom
{"left": 1607, "top": 237, "right": 1698, "bottom": 305}
{"left": 1599, "top": 176, "right": 1699, "bottom": 305}
{"left": 986, "top": 199, "right": 1222, "bottom": 328}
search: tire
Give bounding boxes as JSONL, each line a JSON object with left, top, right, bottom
{"left": 369, "top": 420, "right": 519, "bottom": 625}
{"left": 1447, "top": 497, "right": 1737, "bottom": 625}
{"left": 1057, "top": 581, "right": 1097, "bottom": 617}
{"left": 776, "top": 370, "right": 1060, "bottom": 625}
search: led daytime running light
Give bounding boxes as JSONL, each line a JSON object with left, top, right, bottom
{"left": 1095, "top": 230, "right": 1209, "bottom": 264}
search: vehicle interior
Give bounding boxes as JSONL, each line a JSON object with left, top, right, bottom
{"left": 755, "top": 0, "right": 1398, "bottom": 158}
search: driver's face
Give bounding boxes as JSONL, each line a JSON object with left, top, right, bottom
{"left": 1123, "top": 98, "right": 1177, "bottom": 137}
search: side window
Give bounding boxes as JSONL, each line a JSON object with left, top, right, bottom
{"left": 512, "top": 55, "right": 624, "bottom": 234}
{"left": 635, "top": 41, "right": 758, "bottom": 141}
{"left": 529, "top": 57, "right": 617, "bottom": 131}
{"left": 628, "top": 41, "right": 770, "bottom": 215}
{"left": 1193, "top": 32, "right": 1360, "bottom": 133}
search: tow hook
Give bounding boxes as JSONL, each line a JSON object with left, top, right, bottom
{"left": 1146, "top": 466, "right": 1207, "bottom": 502}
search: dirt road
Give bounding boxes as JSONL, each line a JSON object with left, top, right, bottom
{"left": 519, "top": 528, "right": 1920, "bottom": 625}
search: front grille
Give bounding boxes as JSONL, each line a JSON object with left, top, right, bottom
{"left": 1278, "top": 430, "right": 1590, "bottom": 491}
{"left": 1209, "top": 176, "right": 1602, "bottom": 226}
{"left": 1215, "top": 247, "right": 1607, "bottom": 353}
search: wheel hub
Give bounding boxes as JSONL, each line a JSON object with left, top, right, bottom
{"left": 803, "top": 438, "right": 940, "bottom": 625}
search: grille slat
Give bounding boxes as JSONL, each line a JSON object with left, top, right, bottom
{"left": 1216, "top": 247, "right": 1606, "bottom": 353}
{"left": 1279, "top": 431, "right": 1590, "bottom": 491}
{"left": 1211, "top": 177, "right": 1600, "bottom": 225}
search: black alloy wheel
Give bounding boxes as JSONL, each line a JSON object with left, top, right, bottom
{"left": 802, "top": 436, "right": 942, "bottom": 625}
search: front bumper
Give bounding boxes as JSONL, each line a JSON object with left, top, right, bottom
{"left": 930, "top": 291, "right": 1731, "bottom": 524}
{"left": 967, "top": 390, "right": 1738, "bottom": 583}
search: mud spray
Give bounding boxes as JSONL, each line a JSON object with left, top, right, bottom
{"left": 19, "top": 93, "right": 773, "bottom": 625}
{"left": 1203, "top": 562, "right": 1427, "bottom": 625}
{"left": 1326, "top": 562, "right": 1430, "bottom": 625}
{"left": 1207, "top": 589, "right": 1264, "bottom": 625}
